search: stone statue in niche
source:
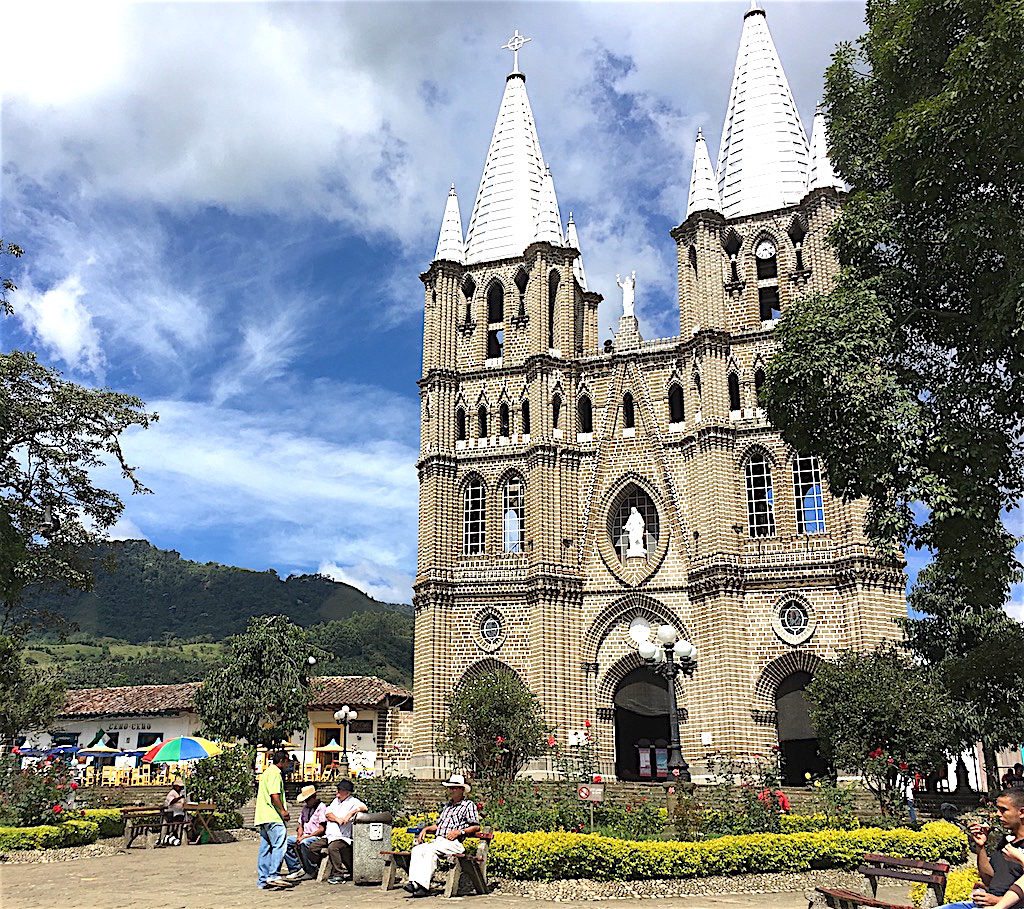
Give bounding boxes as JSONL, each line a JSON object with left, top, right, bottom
{"left": 624, "top": 506, "right": 647, "bottom": 558}
{"left": 503, "top": 507, "right": 522, "bottom": 553}
{"left": 616, "top": 271, "right": 637, "bottom": 318}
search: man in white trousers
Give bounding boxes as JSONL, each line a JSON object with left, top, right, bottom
{"left": 405, "top": 774, "right": 480, "bottom": 898}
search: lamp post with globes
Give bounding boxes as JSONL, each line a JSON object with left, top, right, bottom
{"left": 637, "top": 625, "right": 697, "bottom": 782}
{"left": 333, "top": 705, "right": 359, "bottom": 778}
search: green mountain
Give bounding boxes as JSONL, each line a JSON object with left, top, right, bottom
{"left": 26, "top": 539, "right": 411, "bottom": 642}
{"left": 22, "top": 541, "right": 415, "bottom": 688}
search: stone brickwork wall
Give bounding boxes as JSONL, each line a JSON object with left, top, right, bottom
{"left": 411, "top": 186, "right": 905, "bottom": 778}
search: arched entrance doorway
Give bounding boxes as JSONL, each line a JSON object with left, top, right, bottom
{"left": 614, "top": 666, "right": 670, "bottom": 781}
{"left": 775, "top": 670, "right": 827, "bottom": 785}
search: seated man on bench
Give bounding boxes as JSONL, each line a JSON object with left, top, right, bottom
{"left": 405, "top": 774, "right": 480, "bottom": 899}
{"left": 940, "top": 789, "right": 1024, "bottom": 909}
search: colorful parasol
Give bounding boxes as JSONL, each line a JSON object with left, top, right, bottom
{"left": 142, "top": 736, "right": 222, "bottom": 763}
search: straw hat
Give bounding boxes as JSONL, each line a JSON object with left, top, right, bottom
{"left": 442, "top": 773, "right": 471, "bottom": 794}
{"left": 172, "top": 777, "right": 185, "bottom": 787}
{"left": 297, "top": 784, "right": 318, "bottom": 802}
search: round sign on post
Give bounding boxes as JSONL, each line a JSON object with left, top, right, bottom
{"left": 577, "top": 784, "right": 591, "bottom": 801}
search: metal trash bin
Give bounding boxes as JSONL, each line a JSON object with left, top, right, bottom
{"left": 352, "top": 812, "right": 393, "bottom": 885}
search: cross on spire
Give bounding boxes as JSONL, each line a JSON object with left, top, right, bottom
{"left": 501, "top": 29, "right": 532, "bottom": 74}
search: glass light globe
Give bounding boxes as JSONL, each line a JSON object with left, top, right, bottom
{"left": 348, "top": 710, "right": 358, "bottom": 721}
{"left": 638, "top": 640, "right": 658, "bottom": 661}
{"left": 308, "top": 656, "right": 317, "bottom": 665}
{"left": 656, "top": 624, "right": 677, "bottom": 645}
{"left": 689, "top": 644, "right": 698, "bottom": 661}
{"left": 654, "top": 646, "right": 667, "bottom": 663}
{"left": 674, "top": 639, "right": 694, "bottom": 659}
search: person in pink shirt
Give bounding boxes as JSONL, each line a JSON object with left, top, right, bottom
{"left": 283, "top": 785, "right": 329, "bottom": 881}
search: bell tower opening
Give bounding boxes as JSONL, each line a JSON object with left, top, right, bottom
{"left": 613, "top": 666, "right": 670, "bottom": 782}
{"left": 775, "top": 670, "right": 827, "bottom": 785}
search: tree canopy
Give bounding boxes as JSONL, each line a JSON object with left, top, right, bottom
{"left": 764, "top": 0, "right": 1024, "bottom": 616}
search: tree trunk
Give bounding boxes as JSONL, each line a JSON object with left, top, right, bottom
{"left": 982, "top": 739, "right": 1003, "bottom": 794}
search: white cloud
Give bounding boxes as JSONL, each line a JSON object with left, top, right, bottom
{"left": 317, "top": 561, "right": 412, "bottom": 605}
{"left": 13, "top": 274, "right": 104, "bottom": 375}
{"left": 105, "top": 514, "right": 147, "bottom": 542}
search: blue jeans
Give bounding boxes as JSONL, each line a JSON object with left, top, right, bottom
{"left": 285, "top": 834, "right": 320, "bottom": 874}
{"left": 938, "top": 902, "right": 976, "bottom": 909}
{"left": 257, "top": 822, "right": 288, "bottom": 887}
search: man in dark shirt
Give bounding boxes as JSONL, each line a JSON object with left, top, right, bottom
{"left": 940, "top": 790, "right": 1024, "bottom": 909}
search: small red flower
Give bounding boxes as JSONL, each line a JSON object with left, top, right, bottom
{"left": 495, "top": 735, "right": 505, "bottom": 744}
{"left": 625, "top": 805, "right": 632, "bottom": 812}
{"left": 476, "top": 801, "right": 484, "bottom": 810}
{"left": 70, "top": 782, "right": 79, "bottom": 791}
{"left": 887, "top": 757, "right": 894, "bottom": 765}
{"left": 584, "top": 720, "right": 591, "bottom": 728}
{"left": 898, "top": 762, "right": 909, "bottom": 772}
{"left": 547, "top": 735, "right": 557, "bottom": 747}
{"left": 52, "top": 804, "right": 63, "bottom": 814}
{"left": 498, "top": 799, "right": 505, "bottom": 806}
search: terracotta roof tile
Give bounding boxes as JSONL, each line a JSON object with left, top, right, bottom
{"left": 308, "top": 676, "right": 412, "bottom": 710}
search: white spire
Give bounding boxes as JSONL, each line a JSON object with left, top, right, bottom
{"left": 534, "top": 165, "right": 564, "bottom": 246}
{"left": 717, "top": 4, "right": 810, "bottom": 218}
{"left": 434, "top": 183, "right": 465, "bottom": 263}
{"left": 565, "top": 212, "right": 588, "bottom": 290}
{"left": 465, "top": 32, "right": 561, "bottom": 264}
{"left": 686, "top": 127, "right": 721, "bottom": 218}
{"left": 807, "top": 106, "right": 845, "bottom": 193}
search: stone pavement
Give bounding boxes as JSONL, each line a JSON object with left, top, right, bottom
{"left": 0, "top": 840, "right": 903, "bottom": 909}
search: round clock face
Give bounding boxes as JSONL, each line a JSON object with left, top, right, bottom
{"left": 755, "top": 239, "right": 777, "bottom": 260}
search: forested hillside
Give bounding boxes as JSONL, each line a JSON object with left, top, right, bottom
{"left": 22, "top": 541, "right": 415, "bottom": 688}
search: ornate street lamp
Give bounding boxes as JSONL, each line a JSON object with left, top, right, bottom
{"left": 637, "top": 624, "right": 698, "bottom": 782}
{"left": 333, "top": 705, "right": 359, "bottom": 777}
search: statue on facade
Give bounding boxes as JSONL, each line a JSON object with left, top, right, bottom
{"left": 503, "top": 507, "right": 522, "bottom": 553}
{"left": 616, "top": 271, "right": 637, "bottom": 318}
{"left": 624, "top": 506, "right": 647, "bottom": 557}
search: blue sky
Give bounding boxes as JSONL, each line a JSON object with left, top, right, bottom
{"left": 4, "top": 1, "right": 1018, "bottom": 611}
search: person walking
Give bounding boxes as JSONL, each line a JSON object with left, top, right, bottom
{"left": 255, "top": 751, "right": 294, "bottom": 890}
{"left": 405, "top": 774, "right": 480, "bottom": 898}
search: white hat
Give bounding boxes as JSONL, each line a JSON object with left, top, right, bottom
{"left": 442, "top": 773, "right": 471, "bottom": 794}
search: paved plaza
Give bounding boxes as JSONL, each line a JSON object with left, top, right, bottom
{"left": 0, "top": 840, "right": 876, "bottom": 909}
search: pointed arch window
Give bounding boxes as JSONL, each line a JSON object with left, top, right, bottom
{"left": 728, "top": 372, "right": 741, "bottom": 413}
{"left": 487, "top": 282, "right": 505, "bottom": 359}
{"left": 456, "top": 407, "right": 467, "bottom": 442}
{"left": 744, "top": 451, "right": 776, "bottom": 537}
{"left": 578, "top": 395, "right": 593, "bottom": 434}
{"left": 547, "top": 271, "right": 560, "bottom": 349}
{"left": 499, "top": 402, "right": 510, "bottom": 438}
{"left": 552, "top": 394, "right": 562, "bottom": 430}
{"left": 478, "top": 405, "right": 488, "bottom": 438}
{"left": 754, "top": 367, "right": 766, "bottom": 402}
{"left": 669, "top": 384, "right": 685, "bottom": 424}
{"left": 788, "top": 219, "right": 808, "bottom": 272}
{"left": 463, "top": 477, "right": 486, "bottom": 555}
{"left": 502, "top": 474, "right": 525, "bottom": 554}
{"left": 622, "top": 393, "right": 635, "bottom": 430}
{"left": 521, "top": 399, "right": 531, "bottom": 435}
{"left": 793, "top": 455, "right": 826, "bottom": 534}
{"left": 608, "top": 483, "right": 660, "bottom": 563}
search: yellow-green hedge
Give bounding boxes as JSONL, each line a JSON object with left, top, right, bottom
{"left": 83, "top": 809, "right": 125, "bottom": 838}
{"left": 0, "top": 819, "right": 99, "bottom": 851}
{"left": 911, "top": 866, "right": 980, "bottom": 908}
{"left": 780, "top": 814, "right": 860, "bottom": 833}
{"left": 392, "top": 822, "right": 965, "bottom": 881}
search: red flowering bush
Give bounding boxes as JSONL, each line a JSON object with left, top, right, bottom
{"left": 0, "top": 755, "right": 74, "bottom": 827}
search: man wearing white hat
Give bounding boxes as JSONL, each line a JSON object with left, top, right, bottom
{"left": 405, "top": 774, "right": 480, "bottom": 898}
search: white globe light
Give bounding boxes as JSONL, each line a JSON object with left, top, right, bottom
{"left": 348, "top": 710, "right": 358, "bottom": 721}
{"left": 638, "top": 640, "right": 658, "bottom": 661}
{"left": 654, "top": 646, "right": 667, "bottom": 663}
{"left": 656, "top": 624, "right": 677, "bottom": 645}
{"left": 674, "top": 640, "right": 694, "bottom": 659}
{"left": 689, "top": 644, "right": 698, "bottom": 661}
{"left": 628, "top": 616, "right": 652, "bottom": 644}
{"left": 308, "top": 656, "right": 317, "bottom": 665}
{"left": 334, "top": 710, "right": 344, "bottom": 722}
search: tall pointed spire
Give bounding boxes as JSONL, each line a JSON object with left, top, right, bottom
{"left": 565, "top": 212, "right": 588, "bottom": 290}
{"left": 717, "top": 4, "right": 810, "bottom": 218}
{"left": 686, "top": 127, "right": 721, "bottom": 218}
{"left": 464, "top": 31, "right": 561, "bottom": 264}
{"left": 434, "top": 183, "right": 465, "bottom": 263}
{"left": 534, "top": 166, "right": 564, "bottom": 246}
{"left": 807, "top": 105, "right": 845, "bottom": 193}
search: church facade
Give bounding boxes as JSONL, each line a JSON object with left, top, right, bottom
{"left": 411, "top": 8, "right": 904, "bottom": 782}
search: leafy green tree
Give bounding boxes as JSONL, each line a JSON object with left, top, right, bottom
{"left": 0, "top": 351, "right": 156, "bottom": 634}
{"left": 436, "top": 668, "right": 551, "bottom": 780}
{"left": 187, "top": 744, "right": 256, "bottom": 811}
{"left": 0, "top": 633, "right": 65, "bottom": 745}
{"left": 194, "top": 616, "right": 321, "bottom": 747}
{"left": 763, "top": 0, "right": 1024, "bottom": 616}
{"left": 806, "top": 646, "right": 963, "bottom": 815}
{"left": 0, "top": 239, "right": 24, "bottom": 317}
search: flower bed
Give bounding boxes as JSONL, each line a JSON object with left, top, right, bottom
{"left": 393, "top": 821, "right": 965, "bottom": 881}
{"left": 0, "top": 819, "right": 99, "bottom": 851}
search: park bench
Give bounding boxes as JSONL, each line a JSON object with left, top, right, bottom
{"left": 120, "top": 802, "right": 218, "bottom": 849}
{"left": 381, "top": 832, "right": 493, "bottom": 898}
{"left": 812, "top": 854, "right": 949, "bottom": 909}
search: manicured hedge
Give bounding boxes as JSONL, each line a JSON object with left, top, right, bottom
{"left": 209, "top": 810, "right": 244, "bottom": 831}
{"left": 779, "top": 813, "right": 860, "bottom": 833}
{"left": 911, "top": 866, "right": 979, "bottom": 908}
{"left": 394, "top": 821, "right": 966, "bottom": 881}
{"left": 0, "top": 819, "right": 99, "bottom": 851}
{"left": 83, "top": 809, "right": 126, "bottom": 838}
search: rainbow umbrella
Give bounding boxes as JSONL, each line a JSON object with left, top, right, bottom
{"left": 142, "top": 736, "right": 222, "bottom": 763}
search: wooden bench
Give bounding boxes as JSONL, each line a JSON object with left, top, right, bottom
{"left": 121, "top": 807, "right": 167, "bottom": 849}
{"left": 813, "top": 854, "right": 949, "bottom": 909}
{"left": 381, "top": 832, "right": 494, "bottom": 897}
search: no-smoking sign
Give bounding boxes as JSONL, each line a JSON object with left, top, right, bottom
{"left": 577, "top": 784, "right": 604, "bottom": 802}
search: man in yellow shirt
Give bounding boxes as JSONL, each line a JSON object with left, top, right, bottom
{"left": 255, "top": 751, "right": 293, "bottom": 890}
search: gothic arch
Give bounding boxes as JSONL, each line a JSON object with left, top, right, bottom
{"left": 583, "top": 592, "right": 689, "bottom": 662}
{"left": 787, "top": 215, "right": 808, "bottom": 244}
{"left": 736, "top": 441, "right": 779, "bottom": 469}
{"left": 513, "top": 266, "right": 529, "bottom": 295}
{"left": 495, "top": 466, "right": 526, "bottom": 490}
{"left": 458, "top": 470, "right": 488, "bottom": 494}
{"left": 600, "top": 472, "right": 666, "bottom": 514}
{"left": 752, "top": 651, "right": 825, "bottom": 711}
{"left": 459, "top": 657, "right": 526, "bottom": 687}
{"left": 598, "top": 650, "right": 687, "bottom": 705}
{"left": 722, "top": 227, "right": 743, "bottom": 256}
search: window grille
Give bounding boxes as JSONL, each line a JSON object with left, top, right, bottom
{"left": 793, "top": 455, "right": 826, "bottom": 534}
{"left": 745, "top": 453, "right": 776, "bottom": 537}
{"left": 477, "top": 405, "right": 488, "bottom": 438}
{"left": 463, "top": 478, "right": 486, "bottom": 555}
{"left": 779, "top": 600, "right": 809, "bottom": 636}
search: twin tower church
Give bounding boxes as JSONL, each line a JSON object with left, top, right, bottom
{"left": 410, "top": 6, "right": 903, "bottom": 783}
